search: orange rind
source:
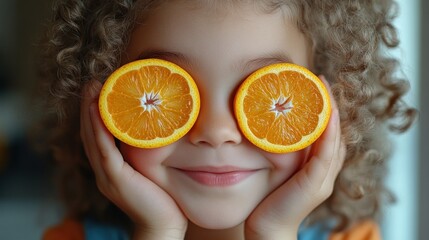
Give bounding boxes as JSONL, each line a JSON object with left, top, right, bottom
{"left": 99, "top": 58, "right": 200, "bottom": 148}
{"left": 234, "top": 63, "right": 331, "bottom": 153}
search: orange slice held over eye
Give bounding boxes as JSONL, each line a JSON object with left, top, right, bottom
{"left": 98, "top": 58, "right": 200, "bottom": 148}
{"left": 234, "top": 63, "right": 331, "bottom": 153}
{"left": 99, "top": 59, "right": 329, "bottom": 152}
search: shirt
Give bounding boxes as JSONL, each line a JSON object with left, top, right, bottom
{"left": 43, "top": 218, "right": 381, "bottom": 240}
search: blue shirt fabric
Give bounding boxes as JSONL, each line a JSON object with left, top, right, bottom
{"left": 298, "top": 223, "right": 331, "bottom": 240}
{"left": 83, "top": 218, "right": 330, "bottom": 240}
{"left": 84, "top": 219, "right": 128, "bottom": 240}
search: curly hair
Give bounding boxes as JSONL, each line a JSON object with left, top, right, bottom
{"left": 39, "top": 0, "right": 416, "bottom": 232}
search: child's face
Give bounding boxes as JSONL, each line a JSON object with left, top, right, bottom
{"left": 120, "top": 1, "right": 312, "bottom": 229}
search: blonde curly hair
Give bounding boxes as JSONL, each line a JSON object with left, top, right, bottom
{"left": 39, "top": 0, "right": 416, "bottom": 232}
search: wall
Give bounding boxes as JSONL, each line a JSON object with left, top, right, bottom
{"left": 382, "top": 0, "right": 421, "bottom": 240}
{"left": 418, "top": 0, "right": 429, "bottom": 239}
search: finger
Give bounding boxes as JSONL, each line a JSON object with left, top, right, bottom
{"left": 307, "top": 107, "right": 342, "bottom": 185}
{"left": 298, "top": 75, "right": 338, "bottom": 168}
{"left": 88, "top": 101, "right": 126, "bottom": 180}
{"left": 312, "top": 75, "right": 345, "bottom": 178}
{"left": 302, "top": 75, "right": 345, "bottom": 194}
{"left": 80, "top": 80, "right": 103, "bottom": 173}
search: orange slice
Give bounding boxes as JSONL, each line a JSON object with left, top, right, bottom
{"left": 234, "top": 63, "right": 331, "bottom": 153}
{"left": 99, "top": 58, "right": 200, "bottom": 148}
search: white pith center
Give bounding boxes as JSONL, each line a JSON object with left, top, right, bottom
{"left": 140, "top": 92, "right": 162, "bottom": 112}
{"left": 270, "top": 96, "right": 293, "bottom": 117}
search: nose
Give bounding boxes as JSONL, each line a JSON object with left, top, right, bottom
{"left": 188, "top": 101, "right": 242, "bottom": 148}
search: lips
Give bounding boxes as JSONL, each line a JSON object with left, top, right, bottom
{"left": 174, "top": 166, "right": 258, "bottom": 187}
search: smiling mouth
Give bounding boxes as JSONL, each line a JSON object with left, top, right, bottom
{"left": 174, "top": 167, "right": 259, "bottom": 187}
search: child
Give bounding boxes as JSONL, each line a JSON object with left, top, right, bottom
{"left": 39, "top": 0, "right": 416, "bottom": 239}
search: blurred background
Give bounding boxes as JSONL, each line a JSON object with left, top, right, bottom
{"left": 0, "top": 0, "right": 427, "bottom": 239}
{"left": 0, "top": 1, "right": 63, "bottom": 239}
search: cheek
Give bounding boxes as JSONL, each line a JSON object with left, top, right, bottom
{"left": 119, "top": 143, "right": 174, "bottom": 177}
{"left": 263, "top": 148, "right": 309, "bottom": 182}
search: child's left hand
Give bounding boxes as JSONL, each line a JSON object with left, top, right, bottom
{"left": 244, "top": 77, "right": 346, "bottom": 239}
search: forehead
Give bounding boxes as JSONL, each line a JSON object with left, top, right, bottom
{"left": 127, "top": 0, "right": 311, "bottom": 68}
{"left": 173, "top": 0, "right": 295, "bottom": 14}
{"left": 135, "top": 0, "right": 300, "bottom": 26}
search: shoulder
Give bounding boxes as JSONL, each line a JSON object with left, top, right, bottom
{"left": 299, "top": 220, "right": 381, "bottom": 240}
{"left": 43, "top": 218, "right": 129, "bottom": 240}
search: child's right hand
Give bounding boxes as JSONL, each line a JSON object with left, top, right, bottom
{"left": 80, "top": 80, "right": 187, "bottom": 240}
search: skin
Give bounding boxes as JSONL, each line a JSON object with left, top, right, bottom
{"left": 80, "top": 1, "right": 346, "bottom": 240}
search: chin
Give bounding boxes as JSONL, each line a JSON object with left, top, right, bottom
{"left": 179, "top": 198, "right": 256, "bottom": 229}
{"left": 187, "top": 211, "right": 247, "bottom": 229}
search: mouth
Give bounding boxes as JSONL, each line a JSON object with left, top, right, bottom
{"left": 173, "top": 166, "right": 260, "bottom": 187}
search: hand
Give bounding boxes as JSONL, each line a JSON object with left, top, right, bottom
{"left": 80, "top": 80, "right": 187, "bottom": 240}
{"left": 244, "top": 76, "right": 346, "bottom": 239}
